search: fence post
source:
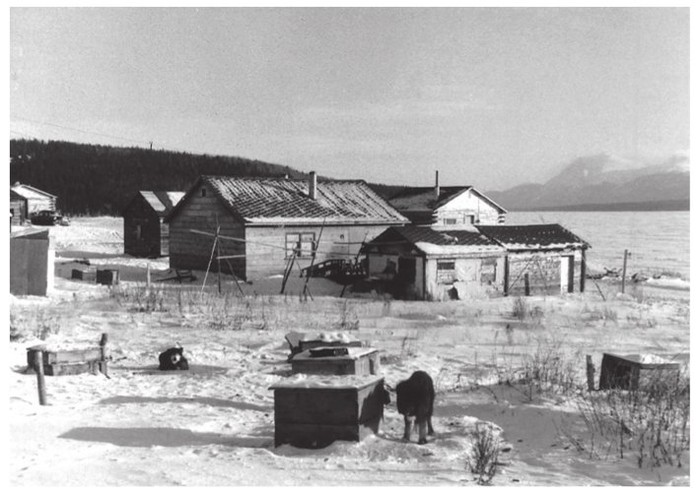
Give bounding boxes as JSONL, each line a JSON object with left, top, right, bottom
{"left": 621, "top": 249, "right": 629, "bottom": 294}
{"left": 586, "top": 355, "right": 596, "bottom": 391}
{"left": 524, "top": 273, "right": 530, "bottom": 296}
{"left": 33, "top": 350, "right": 47, "bottom": 405}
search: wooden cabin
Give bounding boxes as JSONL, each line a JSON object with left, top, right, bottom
{"left": 164, "top": 173, "right": 408, "bottom": 281}
{"left": 363, "top": 225, "right": 507, "bottom": 300}
{"left": 389, "top": 173, "right": 507, "bottom": 227}
{"left": 123, "top": 191, "right": 185, "bottom": 257}
{"left": 477, "top": 224, "right": 590, "bottom": 296}
{"left": 10, "top": 182, "right": 57, "bottom": 215}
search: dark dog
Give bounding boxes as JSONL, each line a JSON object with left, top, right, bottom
{"left": 396, "top": 370, "right": 435, "bottom": 444}
{"left": 158, "top": 346, "right": 189, "bottom": 371}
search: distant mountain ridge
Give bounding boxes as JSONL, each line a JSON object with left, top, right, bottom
{"left": 487, "top": 153, "right": 690, "bottom": 211}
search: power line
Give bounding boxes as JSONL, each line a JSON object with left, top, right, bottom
{"left": 11, "top": 116, "right": 151, "bottom": 146}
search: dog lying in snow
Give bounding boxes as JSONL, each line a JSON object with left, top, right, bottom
{"left": 158, "top": 345, "right": 189, "bottom": 371}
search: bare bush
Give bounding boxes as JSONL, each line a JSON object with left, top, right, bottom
{"left": 567, "top": 370, "right": 690, "bottom": 469}
{"left": 467, "top": 422, "right": 501, "bottom": 485}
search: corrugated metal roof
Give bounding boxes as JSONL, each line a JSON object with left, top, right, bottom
{"left": 197, "top": 176, "right": 408, "bottom": 225}
{"left": 10, "top": 183, "right": 57, "bottom": 200}
{"left": 477, "top": 224, "right": 590, "bottom": 250}
{"left": 139, "top": 191, "right": 185, "bottom": 216}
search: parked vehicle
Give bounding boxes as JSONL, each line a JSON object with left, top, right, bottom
{"left": 30, "top": 210, "right": 70, "bottom": 226}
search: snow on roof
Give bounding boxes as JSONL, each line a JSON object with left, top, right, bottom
{"left": 169, "top": 176, "right": 408, "bottom": 225}
{"left": 291, "top": 347, "right": 378, "bottom": 361}
{"left": 138, "top": 191, "right": 185, "bottom": 216}
{"left": 477, "top": 224, "right": 590, "bottom": 250}
{"left": 269, "top": 374, "right": 384, "bottom": 390}
{"left": 365, "top": 225, "right": 504, "bottom": 256}
{"left": 10, "top": 183, "right": 57, "bottom": 200}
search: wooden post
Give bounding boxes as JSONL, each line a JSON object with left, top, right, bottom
{"left": 99, "top": 333, "right": 109, "bottom": 378}
{"left": 621, "top": 249, "right": 629, "bottom": 294}
{"left": 586, "top": 355, "right": 596, "bottom": 391}
{"left": 146, "top": 263, "right": 151, "bottom": 288}
{"left": 524, "top": 273, "right": 530, "bottom": 296}
{"left": 33, "top": 350, "right": 47, "bottom": 405}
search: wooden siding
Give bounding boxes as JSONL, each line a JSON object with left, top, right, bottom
{"left": 168, "top": 183, "right": 247, "bottom": 278}
{"left": 505, "top": 250, "right": 584, "bottom": 296}
{"left": 26, "top": 196, "right": 55, "bottom": 214}
{"left": 435, "top": 189, "right": 502, "bottom": 226}
{"left": 423, "top": 254, "right": 505, "bottom": 300}
{"left": 123, "top": 196, "right": 163, "bottom": 257}
{"left": 10, "top": 199, "right": 25, "bottom": 226}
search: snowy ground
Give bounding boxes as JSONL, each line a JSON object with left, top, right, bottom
{"left": 8, "top": 217, "right": 691, "bottom": 486}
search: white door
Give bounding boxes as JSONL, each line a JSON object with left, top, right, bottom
{"left": 560, "top": 256, "right": 570, "bottom": 294}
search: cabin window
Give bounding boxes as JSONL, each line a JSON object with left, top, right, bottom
{"left": 286, "top": 232, "right": 315, "bottom": 258}
{"left": 444, "top": 218, "right": 457, "bottom": 225}
{"left": 201, "top": 187, "right": 207, "bottom": 197}
{"left": 135, "top": 224, "right": 142, "bottom": 240}
{"left": 436, "top": 260, "right": 456, "bottom": 284}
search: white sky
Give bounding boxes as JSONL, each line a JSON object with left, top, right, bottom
{"left": 8, "top": 4, "right": 691, "bottom": 189}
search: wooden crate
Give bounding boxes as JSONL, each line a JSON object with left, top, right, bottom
{"left": 71, "top": 268, "right": 96, "bottom": 281}
{"left": 96, "top": 269, "right": 120, "bottom": 286}
{"left": 285, "top": 331, "right": 362, "bottom": 359}
{"left": 599, "top": 353, "right": 679, "bottom": 391}
{"left": 291, "top": 347, "right": 380, "bottom": 376}
{"left": 270, "top": 375, "right": 386, "bottom": 448}
{"left": 26, "top": 345, "right": 108, "bottom": 376}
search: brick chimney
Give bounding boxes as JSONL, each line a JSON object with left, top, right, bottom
{"left": 309, "top": 171, "right": 317, "bottom": 200}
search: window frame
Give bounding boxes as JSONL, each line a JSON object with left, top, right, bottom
{"left": 436, "top": 259, "right": 457, "bottom": 284}
{"left": 285, "top": 232, "right": 316, "bottom": 258}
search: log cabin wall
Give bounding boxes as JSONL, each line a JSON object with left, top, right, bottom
{"left": 168, "top": 182, "right": 246, "bottom": 278}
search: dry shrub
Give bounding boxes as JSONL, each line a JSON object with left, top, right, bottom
{"left": 467, "top": 422, "right": 501, "bottom": 485}
{"left": 567, "top": 370, "right": 690, "bottom": 469}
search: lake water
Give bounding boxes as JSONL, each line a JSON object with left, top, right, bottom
{"left": 507, "top": 211, "right": 690, "bottom": 281}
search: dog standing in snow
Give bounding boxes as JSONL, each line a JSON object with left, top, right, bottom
{"left": 395, "top": 370, "right": 435, "bottom": 444}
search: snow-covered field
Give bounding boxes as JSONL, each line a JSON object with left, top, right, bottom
{"left": 8, "top": 217, "right": 691, "bottom": 486}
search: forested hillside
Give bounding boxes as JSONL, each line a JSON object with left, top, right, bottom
{"left": 9, "top": 139, "right": 306, "bottom": 215}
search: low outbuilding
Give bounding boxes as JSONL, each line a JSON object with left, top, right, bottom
{"left": 10, "top": 228, "right": 54, "bottom": 296}
{"left": 363, "top": 225, "right": 507, "bottom": 300}
{"left": 476, "top": 223, "right": 590, "bottom": 296}
{"left": 123, "top": 191, "right": 185, "bottom": 257}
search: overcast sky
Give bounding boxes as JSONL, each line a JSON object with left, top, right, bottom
{"left": 9, "top": 7, "right": 689, "bottom": 189}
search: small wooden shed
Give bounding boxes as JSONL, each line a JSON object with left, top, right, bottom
{"left": 123, "top": 191, "right": 185, "bottom": 257}
{"left": 10, "top": 228, "right": 54, "bottom": 296}
{"left": 10, "top": 182, "right": 57, "bottom": 215}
